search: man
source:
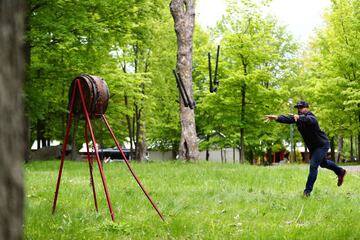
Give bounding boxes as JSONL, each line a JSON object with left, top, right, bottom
{"left": 265, "top": 100, "right": 346, "bottom": 197}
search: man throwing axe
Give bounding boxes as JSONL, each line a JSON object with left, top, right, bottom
{"left": 265, "top": 100, "right": 347, "bottom": 197}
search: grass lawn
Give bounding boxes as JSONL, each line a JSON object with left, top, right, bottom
{"left": 24, "top": 160, "right": 360, "bottom": 239}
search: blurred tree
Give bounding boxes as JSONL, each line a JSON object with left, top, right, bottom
{"left": 198, "top": 0, "right": 298, "bottom": 163}
{"left": 302, "top": 0, "right": 360, "bottom": 162}
{"left": 26, "top": 0, "right": 168, "bottom": 161}
{"left": 0, "top": 0, "right": 25, "bottom": 238}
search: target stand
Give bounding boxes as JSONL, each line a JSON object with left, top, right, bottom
{"left": 52, "top": 75, "right": 164, "bottom": 221}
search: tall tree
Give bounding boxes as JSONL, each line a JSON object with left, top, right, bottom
{"left": 26, "top": 0, "right": 159, "bottom": 159}
{"left": 0, "top": 0, "right": 25, "bottom": 238}
{"left": 170, "top": 0, "right": 199, "bottom": 160}
{"left": 109, "top": 0, "right": 167, "bottom": 161}
{"left": 26, "top": 0, "right": 117, "bottom": 154}
{"left": 207, "top": 1, "right": 298, "bottom": 162}
{"left": 303, "top": 0, "right": 360, "bottom": 161}
{"left": 143, "top": 5, "right": 180, "bottom": 157}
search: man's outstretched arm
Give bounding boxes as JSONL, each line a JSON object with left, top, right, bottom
{"left": 265, "top": 115, "right": 296, "bottom": 124}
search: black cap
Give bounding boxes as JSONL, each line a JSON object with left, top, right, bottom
{"left": 294, "top": 100, "right": 309, "bottom": 108}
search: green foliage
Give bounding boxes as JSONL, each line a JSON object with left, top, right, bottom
{"left": 195, "top": 1, "right": 299, "bottom": 159}
{"left": 26, "top": 0, "right": 175, "bottom": 149}
{"left": 25, "top": 161, "right": 360, "bottom": 239}
{"left": 27, "top": 0, "right": 123, "bottom": 142}
{"left": 25, "top": 0, "right": 359, "bottom": 160}
{"left": 302, "top": 0, "right": 360, "bottom": 139}
{"left": 141, "top": 5, "right": 179, "bottom": 151}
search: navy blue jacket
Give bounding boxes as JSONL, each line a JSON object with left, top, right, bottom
{"left": 276, "top": 111, "right": 329, "bottom": 152}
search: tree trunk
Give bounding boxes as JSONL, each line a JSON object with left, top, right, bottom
{"left": 358, "top": 134, "right": 360, "bottom": 162}
{"left": 24, "top": 116, "right": 31, "bottom": 162}
{"left": 358, "top": 132, "right": 360, "bottom": 163}
{"left": 36, "top": 120, "right": 45, "bottom": 149}
{"left": 24, "top": 1, "right": 32, "bottom": 162}
{"left": 220, "top": 148, "right": 223, "bottom": 163}
{"left": 206, "top": 135, "right": 210, "bottom": 161}
{"left": 358, "top": 111, "right": 360, "bottom": 162}
{"left": 132, "top": 113, "right": 136, "bottom": 159}
{"left": 170, "top": 0, "right": 199, "bottom": 161}
{"left": 233, "top": 147, "right": 236, "bottom": 164}
{"left": 172, "top": 145, "right": 178, "bottom": 160}
{"left": 330, "top": 136, "right": 335, "bottom": 162}
{"left": 135, "top": 104, "right": 146, "bottom": 161}
{"left": 266, "top": 148, "right": 272, "bottom": 165}
{"left": 124, "top": 95, "right": 134, "bottom": 160}
{"left": 292, "top": 142, "right": 296, "bottom": 162}
{"left": 134, "top": 75, "right": 146, "bottom": 161}
{"left": 133, "top": 43, "right": 146, "bottom": 161}
{"left": 252, "top": 150, "right": 256, "bottom": 165}
{"left": 134, "top": 103, "right": 140, "bottom": 161}
{"left": 350, "top": 135, "right": 354, "bottom": 161}
{"left": 70, "top": 115, "right": 79, "bottom": 160}
{"left": 239, "top": 81, "right": 246, "bottom": 163}
{"left": 337, "top": 136, "right": 343, "bottom": 163}
{"left": 239, "top": 55, "right": 247, "bottom": 163}
{"left": 0, "top": 0, "right": 25, "bottom": 238}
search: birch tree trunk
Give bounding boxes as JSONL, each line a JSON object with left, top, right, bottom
{"left": 0, "top": 0, "right": 25, "bottom": 238}
{"left": 170, "top": 0, "right": 199, "bottom": 160}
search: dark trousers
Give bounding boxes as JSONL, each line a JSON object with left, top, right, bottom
{"left": 304, "top": 143, "right": 343, "bottom": 193}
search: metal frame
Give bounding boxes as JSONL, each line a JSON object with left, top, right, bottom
{"left": 208, "top": 45, "right": 220, "bottom": 93}
{"left": 52, "top": 78, "right": 164, "bottom": 221}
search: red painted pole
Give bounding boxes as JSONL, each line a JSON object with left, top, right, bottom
{"left": 52, "top": 79, "right": 77, "bottom": 214}
{"left": 101, "top": 114, "right": 165, "bottom": 221}
{"left": 85, "top": 122, "right": 98, "bottom": 212}
{"left": 76, "top": 80, "right": 115, "bottom": 221}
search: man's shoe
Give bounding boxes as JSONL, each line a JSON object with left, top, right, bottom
{"left": 303, "top": 191, "right": 311, "bottom": 197}
{"left": 337, "top": 169, "right": 347, "bottom": 187}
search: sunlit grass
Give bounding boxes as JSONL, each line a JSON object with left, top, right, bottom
{"left": 24, "top": 160, "right": 360, "bottom": 239}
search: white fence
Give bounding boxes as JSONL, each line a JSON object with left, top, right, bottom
{"left": 148, "top": 148, "right": 241, "bottom": 163}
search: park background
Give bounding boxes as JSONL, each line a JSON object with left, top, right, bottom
{"left": 1, "top": 0, "right": 360, "bottom": 239}
{"left": 25, "top": 0, "right": 359, "bottom": 164}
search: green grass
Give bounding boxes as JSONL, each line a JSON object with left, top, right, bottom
{"left": 24, "top": 160, "right": 360, "bottom": 239}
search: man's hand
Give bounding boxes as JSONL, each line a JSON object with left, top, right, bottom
{"left": 289, "top": 113, "right": 300, "bottom": 122}
{"left": 264, "top": 115, "right": 278, "bottom": 123}
{"left": 293, "top": 114, "right": 299, "bottom": 122}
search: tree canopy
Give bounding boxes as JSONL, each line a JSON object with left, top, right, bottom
{"left": 25, "top": 0, "right": 359, "bottom": 162}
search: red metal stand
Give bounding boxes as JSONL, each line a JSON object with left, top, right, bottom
{"left": 102, "top": 114, "right": 164, "bottom": 221}
{"left": 52, "top": 78, "right": 164, "bottom": 222}
{"left": 84, "top": 121, "right": 98, "bottom": 212}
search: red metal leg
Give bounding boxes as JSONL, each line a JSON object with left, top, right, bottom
{"left": 76, "top": 80, "right": 115, "bottom": 221}
{"left": 101, "top": 114, "right": 165, "bottom": 221}
{"left": 52, "top": 79, "right": 77, "bottom": 214}
{"left": 85, "top": 122, "right": 98, "bottom": 212}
